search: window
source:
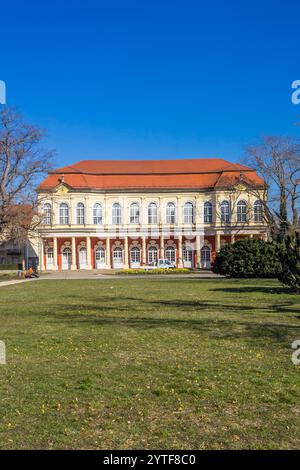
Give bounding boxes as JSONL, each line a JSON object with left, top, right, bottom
{"left": 43, "top": 203, "right": 52, "bottom": 225}
{"left": 220, "top": 200, "right": 230, "bottom": 223}
{"left": 204, "top": 202, "right": 213, "bottom": 223}
{"left": 166, "top": 202, "right": 176, "bottom": 224}
{"left": 112, "top": 203, "right": 122, "bottom": 224}
{"left": 76, "top": 202, "right": 85, "bottom": 224}
{"left": 184, "top": 202, "right": 194, "bottom": 224}
{"left": 93, "top": 203, "right": 102, "bottom": 224}
{"left": 130, "top": 203, "right": 140, "bottom": 224}
{"left": 46, "top": 247, "right": 53, "bottom": 267}
{"left": 254, "top": 200, "right": 263, "bottom": 222}
{"left": 130, "top": 247, "right": 140, "bottom": 264}
{"left": 201, "top": 246, "right": 211, "bottom": 267}
{"left": 148, "top": 246, "right": 158, "bottom": 264}
{"left": 237, "top": 200, "right": 247, "bottom": 223}
{"left": 148, "top": 202, "right": 158, "bottom": 224}
{"left": 59, "top": 203, "right": 69, "bottom": 225}
{"left": 165, "top": 245, "right": 176, "bottom": 264}
{"left": 183, "top": 246, "right": 193, "bottom": 263}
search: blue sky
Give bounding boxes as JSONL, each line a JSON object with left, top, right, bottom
{"left": 1, "top": 0, "right": 299, "bottom": 167}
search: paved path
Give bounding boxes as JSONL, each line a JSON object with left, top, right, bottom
{"left": 39, "top": 270, "right": 222, "bottom": 280}
{"left": 0, "top": 270, "right": 222, "bottom": 287}
{"left": 0, "top": 278, "right": 37, "bottom": 288}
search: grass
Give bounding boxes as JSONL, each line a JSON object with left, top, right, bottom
{"left": 0, "top": 278, "right": 300, "bottom": 449}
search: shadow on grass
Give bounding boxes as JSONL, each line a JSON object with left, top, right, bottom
{"left": 37, "top": 293, "right": 300, "bottom": 344}
{"left": 211, "top": 286, "right": 289, "bottom": 295}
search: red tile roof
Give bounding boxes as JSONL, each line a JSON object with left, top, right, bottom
{"left": 38, "top": 158, "right": 265, "bottom": 191}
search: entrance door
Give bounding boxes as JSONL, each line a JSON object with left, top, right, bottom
{"left": 46, "top": 248, "right": 54, "bottom": 269}
{"left": 95, "top": 247, "right": 105, "bottom": 269}
{"left": 201, "top": 246, "right": 211, "bottom": 269}
{"left": 79, "top": 247, "right": 87, "bottom": 269}
{"left": 183, "top": 246, "right": 193, "bottom": 268}
{"left": 130, "top": 247, "right": 141, "bottom": 268}
{"left": 62, "top": 247, "right": 71, "bottom": 270}
{"left": 113, "top": 247, "right": 123, "bottom": 268}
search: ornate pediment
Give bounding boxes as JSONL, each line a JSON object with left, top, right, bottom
{"left": 55, "top": 184, "right": 70, "bottom": 195}
{"left": 234, "top": 183, "right": 247, "bottom": 192}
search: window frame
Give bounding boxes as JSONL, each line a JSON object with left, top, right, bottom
{"left": 237, "top": 200, "right": 247, "bottom": 223}
{"left": 93, "top": 203, "right": 103, "bottom": 225}
{"left": 129, "top": 202, "right": 140, "bottom": 224}
{"left": 76, "top": 202, "right": 85, "bottom": 225}
{"left": 148, "top": 202, "right": 158, "bottom": 224}
{"left": 112, "top": 203, "right": 122, "bottom": 225}
{"left": 204, "top": 202, "right": 213, "bottom": 224}
{"left": 59, "top": 202, "right": 70, "bottom": 225}
{"left": 183, "top": 202, "right": 194, "bottom": 224}
{"left": 166, "top": 202, "right": 176, "bottom": 224}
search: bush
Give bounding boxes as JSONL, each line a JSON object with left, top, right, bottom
{"left": 212, "top": 238, "right": 283, "bottom": 278}
{"left": 0, "top": 264, "right": 18, "bottom": 270}
{"left": 117, "top": 268, "right": 191, "bottom": 275}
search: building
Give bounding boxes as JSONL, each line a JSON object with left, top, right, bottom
{"left": 0, "top": 204, "right": 38, "bottom": 268}
{"left": 37, "top": 158, "right": 268, "bottom": 270}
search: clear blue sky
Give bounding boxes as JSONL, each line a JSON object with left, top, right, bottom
{"left": 1, "top": 0, "right": 299, "bottom": 167}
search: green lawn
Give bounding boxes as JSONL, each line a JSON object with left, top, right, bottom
{"left": 0, "top": 278, "right": 300, "bottom": 449}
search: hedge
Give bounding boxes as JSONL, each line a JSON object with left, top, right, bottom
{"left": 0, "top": 264, "right": 18, "bottom": 270}
{"left": 212, "top": 238, "right": 283, "bottom": 278}
{"left": 116, "top": 268, "right": 191, "bottom": 275}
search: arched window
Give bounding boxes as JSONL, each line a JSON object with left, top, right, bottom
{"left": 112, "top": 203, "right": 122, "bottom": 224}
{"left": 148, "top": 246, "right": 158, "bottom": 264}
{"left": 220, "top": 200, "right": 230, "bottom": 223}
{"left": 113, "top": 246, "right": 123, "bottom": 267}
{"left": 165, "top": 245, "right": 176, "bottom": 264}
{"left": 201, "top": 246, "right": 211, "bottom": 268}
{"left": 93, "top": 203, "right": 102, "bottom": 225}
{"left": 43, "top": 203, "right": 52, "bottom": 225}
{"left": 130, "top": 203, "right": 140, "bottom": 224}
{"left": 76, "top": 202, "right": 85, "bottom": 224}
{"left": 253, "top": 200, "right": 263, "bottom": 222}
{"left": 46, "top": 247, "right": 53, "bottom": 268}
{"left": 79, "top": 246, "right": 87, "bottom": 267}
{"left": 184, "top": 202, "right": 194, "bottom": 224}
{"left": 148, "top": 202, "right": 158, "bottom": 224}
{"left": 237, "top": 200, "right": 247, "bottom": 223}
{"left": 166, "top": 202, "right": 176, "bottom": 224}
{"left": 204, "top": 202, "right": 213, "bottom": 223}
{"left": 62, "top": 247, "right": 71, "bottom": 269}
{"left": 95, "top": 246, "right": 105, "bottom": 267}
{"left": 59, "top": 203, "right": 69, "bottom": 225}
{"left": 130, "top": 246, "right": 140, "bottom": 264}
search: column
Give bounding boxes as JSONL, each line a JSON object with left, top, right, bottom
{"left": 230, "top": 233, "right": 235, "bottom": 244}
{"left": 196, "top": 234, "right": 201, "bottom": 269}
{"left": 124, "top": 236, "right": 129, "bottom": 268}
{"left": 106, "top": 237, "right": 111, "bottom": 269}
{"left": 160, "top": 234, "right": 164, "bottom": 258}
{"left": 178, "top": 235, "right": 183, "bottom": 268}
{"left": 53, "top": 237, "right": 58, "bottom": 270}
{"left": 142, "top": 236, "right": 146, "bottom": 265}
{"left": 215, "top": 233, "right": 221, "bottom": 252}
{"left": 263, "top": 232, "right": 268, "bottom": 242}
{"left": 249, "top": 234, "right": 254, "bottom": 239}
{"left": 71, "top": 237, "right": 77, "bottom": 270}
{"left": 86, "top": 236, "right": 92, "bottom": 269}
{"left": 39, "top": 238, "right": 45, "bottom": 271}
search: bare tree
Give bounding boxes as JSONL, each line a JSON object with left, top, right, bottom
{"left": 244, "top": 136, "right": 300, "bottom": 240}
{"left": 0, "top": 107, "right": 54, "bottom": 244}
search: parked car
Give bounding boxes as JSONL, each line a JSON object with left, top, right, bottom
{"left": 156, "top": 258, "right": 175, "bottom": 269}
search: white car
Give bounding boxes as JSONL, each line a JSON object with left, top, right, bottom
{"left": 156, "top": 258, "right": 175, "bottom": 269}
